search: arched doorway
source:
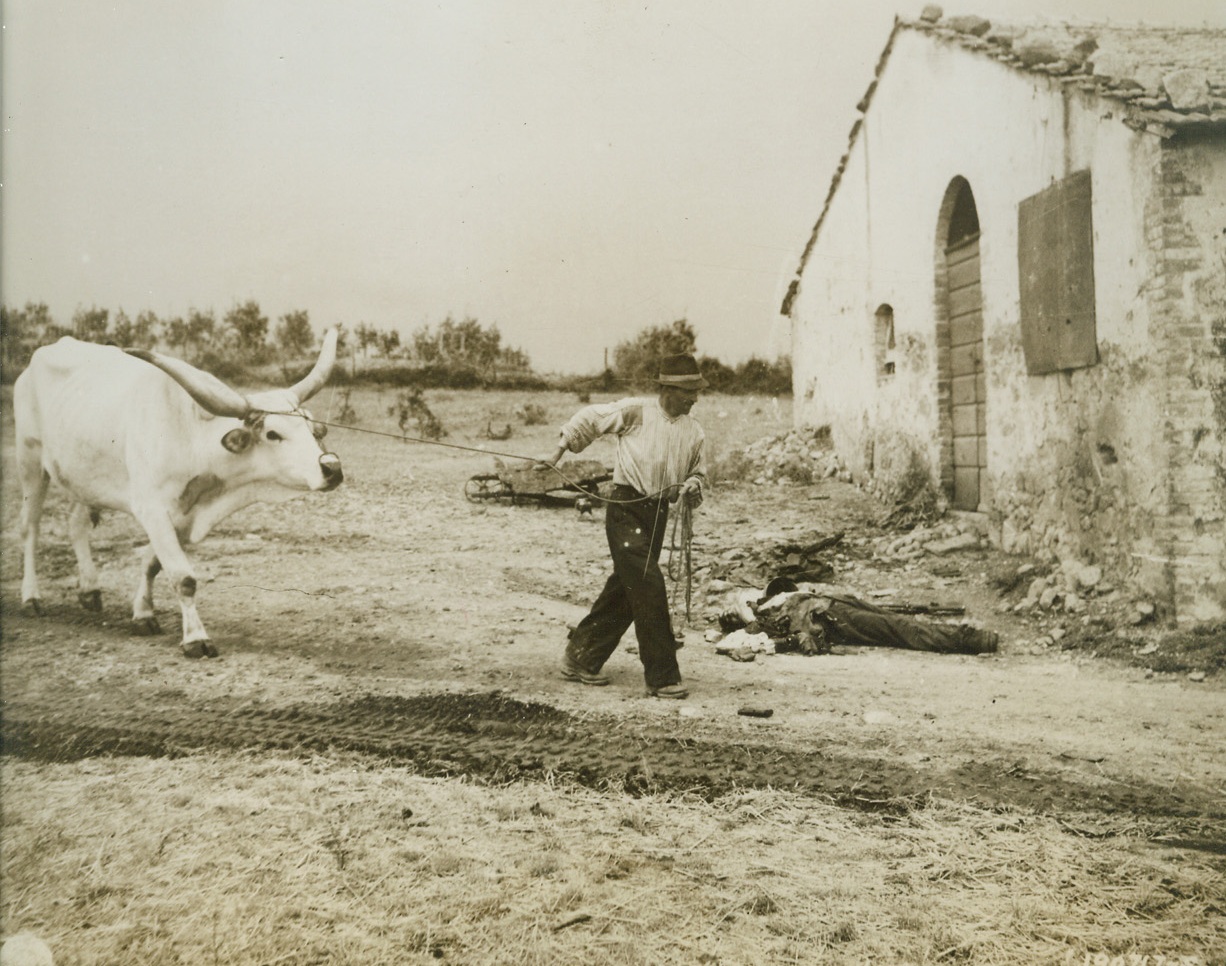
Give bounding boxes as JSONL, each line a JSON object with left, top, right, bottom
{"left": 936, "top": 177, "right": 986, "bottom": 511}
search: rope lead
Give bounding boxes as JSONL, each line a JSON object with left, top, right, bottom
{"left": 307, "top": 411, "right": 698, "bottom": 604}
{"left": 667, "top": 496, "right": 695, "bottom": 625}
{"left": 287, "top": 413, "right": 683, "bottom": 506}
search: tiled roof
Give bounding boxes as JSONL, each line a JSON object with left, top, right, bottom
{"left": 780, "top": 14, "right": 1226, "bottom": 316}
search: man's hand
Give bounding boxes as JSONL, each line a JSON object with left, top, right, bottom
{"left": 678, "top": 477, "right": 703, "bottom": 506}
{"left": 536, "top": 442, "right": 568, "bottom": 471}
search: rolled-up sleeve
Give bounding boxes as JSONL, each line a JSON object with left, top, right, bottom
{"left": 559, "top": 400, "right": 633, "bottom": 453}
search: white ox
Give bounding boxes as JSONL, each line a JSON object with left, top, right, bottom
{"left": 15, "top": 330, "right": 344, "bottom": 657}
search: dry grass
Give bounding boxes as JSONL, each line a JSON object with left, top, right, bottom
{"left": 2, "top": 752, "right": 1221, "bottom": 966}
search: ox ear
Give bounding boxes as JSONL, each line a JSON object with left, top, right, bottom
{"left": 221, "top": 428, "right": 254, "bottom": 454}
{"left": 127, "top": 347, "right": 252, "bottom": 418}
{"left": 286, "top": 328, "right": 338, "bottom": 405}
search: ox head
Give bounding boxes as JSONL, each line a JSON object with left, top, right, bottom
{"left": 126, "top": 329, "right": 344, "bottom": 491}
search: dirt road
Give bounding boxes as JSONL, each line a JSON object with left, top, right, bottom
{"left": 3, "top": 388, "right": 1222, "bottom": 852}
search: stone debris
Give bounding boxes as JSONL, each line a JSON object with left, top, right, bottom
{"left": 944, "top": 14, "right": 991, "bottom": 36}
{"left": 1130, "top": 602, "right": 1157, "bottom": 625}
{"left": 0, "top": 933, "right": 54, "bottom": 966}
{"left": 924, "top": 532, "right": 981, "bottom": 555}
{"left": 873, "top": 521, "right": 982, "bottom": 563}
{"left": 1163, "top": 68, "right": 1211, "bottom": 111}
{"left": 739, "top": 426, "right": 847, "bottom": 485}
{"left": 1011, "top": 557, "right": 1127, "bottom": 617}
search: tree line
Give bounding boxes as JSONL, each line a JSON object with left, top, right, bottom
{"left": 0, "top": 301, "right": 791, "bottom": 395}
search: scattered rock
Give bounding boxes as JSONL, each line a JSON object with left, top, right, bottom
{"left": 1059, "top": 750, "right": 1106, "bottom": 764}
{"left": 737, "top": 706, "right": 774, "bottom": 718}
{"left": 923, "top": 533, "right": 980, "bottom": 555}
{"left": 0, "top": 933, "right": 54, "bottom": 966}
{"left": 1163, "top": 68, "right": 1211, "bottom": 111}
{"left": 944, "top": 14, "right": 990, "bottom": 36}
{"left": 919, "top": 4, "right": 943, "bottom": 22}
{"left": 729, "top": 647, "right": 757, "bottom": 663}
{"left": 1188, "top": 671, "right": 1207, "bottom": 682}
{"left": 1065, "top": 562, "right": 1102, "bottom": 592}
{"left": 1015, "top": 34, "right": 1062, "bottom": 67}
{"left": 1129, "top": 602, "right": 1156, "bottom": 625}
{"left": 737, "top": 426, "right": 836, "bottom": 484}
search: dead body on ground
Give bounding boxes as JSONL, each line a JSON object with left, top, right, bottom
{"left": 715, "top": 576, "right": 1000, "bottom": 658}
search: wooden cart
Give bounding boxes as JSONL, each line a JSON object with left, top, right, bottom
{"left": 464, "top": 458, "right": 612, "bottom": 509}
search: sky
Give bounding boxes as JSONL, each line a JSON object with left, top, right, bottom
{"left": 2, "top": 1, "right": 1223, "bottom": 374}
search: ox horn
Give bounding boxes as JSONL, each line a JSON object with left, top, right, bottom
{"left": 126, "top": 348, "right": 252, "bottom": 418}
{"left": 287, "top": 327, "right": 338, "bottom": 405}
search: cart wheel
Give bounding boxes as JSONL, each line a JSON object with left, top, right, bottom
{"left": 465, "top": 475, "right": 509, "bottom": 502}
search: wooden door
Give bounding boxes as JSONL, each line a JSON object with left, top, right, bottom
{"left": 945, "top": 234, "right": 986, "bottom": 511}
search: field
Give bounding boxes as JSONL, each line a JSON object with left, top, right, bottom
{"left": 2, "top": 385, "right": 1223, "bottom": 965}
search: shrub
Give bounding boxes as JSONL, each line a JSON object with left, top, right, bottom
{"left": 516, "top": 403, "right": 548, "bottom": 426}
{"left": 733, "top": 356, "right": 792, "bottom": 395}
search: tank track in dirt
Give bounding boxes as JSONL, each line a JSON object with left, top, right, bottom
{"left": 3, "top": 690, "right": 1222, "bottom": 852}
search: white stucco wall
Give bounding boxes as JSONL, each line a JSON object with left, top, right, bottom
{"left": 789, "top": 27, "right": 1225, "bottom": 619}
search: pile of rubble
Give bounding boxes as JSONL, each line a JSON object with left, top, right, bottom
{"left": 1004, "top": 558, "right": 1158, "bottom": 628}
{"left": 1011, "top": 559, "right": 1107, "bottom": 616}
{"left": 740, "top": 427, "right": 850, "bottom": 485}
{"left": 995, "top": 557, "right": 1169, "bottom": 659}
{"left": 872, "top": 521, "right": 984, "bottom": 563}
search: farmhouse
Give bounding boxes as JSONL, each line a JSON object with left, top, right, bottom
{"left": 781, "top": 10, "right": 1226, "bottom": 622}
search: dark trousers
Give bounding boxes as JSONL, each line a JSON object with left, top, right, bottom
{"left": 566, "top": 486, "right": 682, "bottom": 689}
{"left": 822, "top": 596, "right": 998, "bottom": 654}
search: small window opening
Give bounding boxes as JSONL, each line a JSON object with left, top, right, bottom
{"left": 875, "top": 304, "right": 896, "bottom": 383}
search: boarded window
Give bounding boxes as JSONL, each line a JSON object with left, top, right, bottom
{"left": 1017, "top": 169, "right": 1099, "bottom": 374}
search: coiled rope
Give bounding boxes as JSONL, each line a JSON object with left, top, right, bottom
{"left": 667, "top": 496, "right": 695, "bottom": 623}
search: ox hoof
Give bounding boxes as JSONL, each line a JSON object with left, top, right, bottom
{"left": 21, "top": 599, "right": 45, "bottom": 617}
{"left": 181, "top": 640, "right": 219, "bottom": 659}
{"left": 79, "top": 589, "right": 103, "bottom": 612}
{"left": 132, "top": 616, "right": 163, "bottom": 636}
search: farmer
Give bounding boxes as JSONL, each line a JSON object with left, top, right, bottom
{"left": 540, "top": 354, "right": 708, "bottom": 699}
